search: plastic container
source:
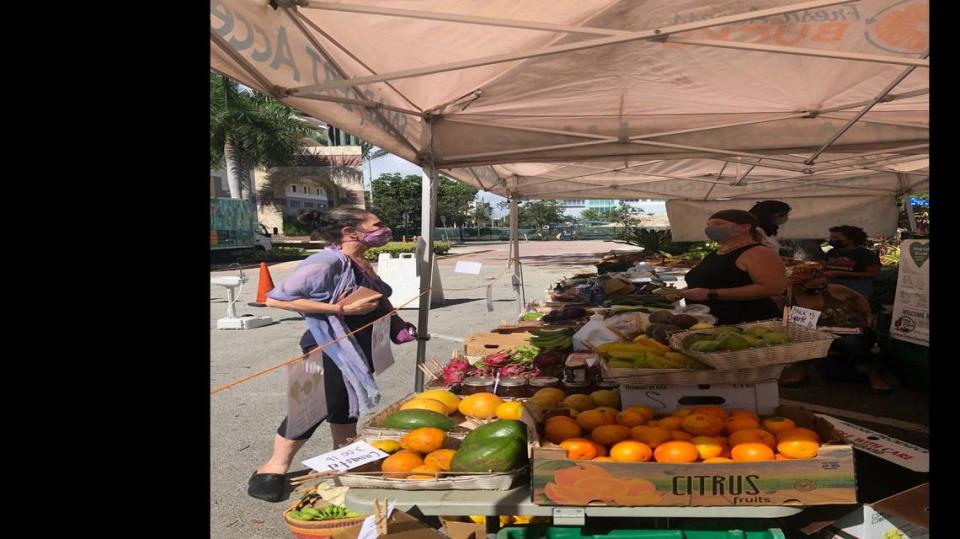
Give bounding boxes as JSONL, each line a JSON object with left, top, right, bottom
{"left": 496, "top": 376, "right": 529, "bottom": 398}
{"left": 573, "top": 314, "right": 622, "bottom": 351}
{"left": 497, "top": 523, "right": 785, "bottom": 539}
{"left": 460, "top": 376, "right": 495, "bottom": 395}
{"left": 529, "top": 376, "right": 561, "bottom": 391}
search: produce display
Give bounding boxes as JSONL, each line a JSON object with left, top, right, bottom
{"left": 537, "top": 396, "right": 822, "bottom": 465}
{"left": 287, "top": 504, "right": 361, "bottom": 522}
{"left": 598, "top": 338, "right": 708, "bottom": 370}
{"left": 681, "top": 325, "right": 790, "bottom": 353}
{"left": 373, "top": 418, "right": 530, "bottom": 478}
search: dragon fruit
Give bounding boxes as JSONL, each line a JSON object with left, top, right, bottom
{"left": 498, "top": 364, "right": 528, "bottom": 378}
{"left": 441, "top": 357, "right": 471, "bottom": 386}
{"left": 482, "top": 351, "right": 513, "bottom": 368}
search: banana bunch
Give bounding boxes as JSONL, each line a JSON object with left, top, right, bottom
{"left": 529, "top": 328, "right": 574, "bottom": 352}
{"left": 288, "top": 504, "right": 361, "bottom": 522}
{"left": 599, "top": 338, "right": 708, "bottom": 370}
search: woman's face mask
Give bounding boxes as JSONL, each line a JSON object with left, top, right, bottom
{"left": 356, "top": 226, "right": 393, "bottom": 247}
{"left": 704, "top": 224, "right": 742, "bottom": 242}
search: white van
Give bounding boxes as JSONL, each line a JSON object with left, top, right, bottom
{"left": 254, "top": 223, "right": 273, "bottom": 251}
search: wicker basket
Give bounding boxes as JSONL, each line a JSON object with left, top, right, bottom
{"left": 283, "top": 508, "right": 366, "bottom": 539}
{"left": 670, "top": 320, "right": 837, "bottom": 370}
{"left": 600, "top": 361, "right": 786, "bottom": 385}
{"left": 336, "top": 434, "right": 526, "bottom": 491}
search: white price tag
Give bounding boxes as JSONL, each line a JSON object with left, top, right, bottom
{"left": 302, "top": 441, "right": 389, "bottom": 473}
{"left": 358, "top": 501, "right": 396, "bottom": 539}
{"left": 788, "top": 306, "right": 821, "bottom": 329}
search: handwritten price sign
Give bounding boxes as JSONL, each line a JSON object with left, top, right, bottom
{"left": 302, "top": 441, "right": 389, "bottom": 473}
{"left": 788, "top": 306, "right": 821, "bottom": 329}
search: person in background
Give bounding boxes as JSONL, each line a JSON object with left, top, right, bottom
{"left": 779, "top": 269, "right": 893, "bottom": 393}
{"left": 748, "top": 200, "right": 792, "bottom": 253}
{"left": 824, "top": 225, "right": 882, "bottom": 300}
{"left": 677, "top": 210, "right": 786, "bottom": 324}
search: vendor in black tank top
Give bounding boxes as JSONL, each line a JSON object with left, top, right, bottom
{"left": 678, "top": 210, "right": 786, "bottom": 325}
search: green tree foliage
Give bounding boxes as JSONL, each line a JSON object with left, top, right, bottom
{"left": 369, "top": 173, "right": 479, "bottom": 236}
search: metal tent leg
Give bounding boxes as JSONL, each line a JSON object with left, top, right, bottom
{"left": 415, "top": 164, "right": 439, "bottom": 392}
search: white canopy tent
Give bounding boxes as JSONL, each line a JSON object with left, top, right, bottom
{"left": 210, "top": 0, "right": 929, "bottom": 388}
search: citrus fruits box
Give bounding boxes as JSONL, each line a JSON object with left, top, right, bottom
{"left": 531, "top": 405, "right": 857, "bottom": 507}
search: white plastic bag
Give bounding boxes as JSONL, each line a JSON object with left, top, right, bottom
{"left": 573, "top": 314, "right": 625, "bottom": 351}
{"left": 603, "top": 312, "right": 650, "bottom": 340}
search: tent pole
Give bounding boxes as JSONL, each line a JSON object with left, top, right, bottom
{"left": 415, "top": 163, "right": 439, "bottom": 392}
{"left": 509, "top": 197, "right": 525, "bottom": 314}
{"left": 904, "top": 193, "right": 919, "bottom": 233}
{"left": 666, "top": 38, "right": 929, "bottom": 68}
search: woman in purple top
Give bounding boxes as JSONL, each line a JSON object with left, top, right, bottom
{"left": 247, "top": 208, "right": 415, "bottom": 502}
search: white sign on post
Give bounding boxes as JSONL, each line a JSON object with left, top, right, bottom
{"left": 285, "top": 356, "right": 327, "bottom": 439}
{"left": 302, "top": 441, "right": 390, "bottom": 473}
{"left": 454, "top": 261, "right": 483, "bottom": 274}
{"left": 371, "top": 316, "right": 395, "bottom": 375}
{"left": 890, "top": 239, "right": 929, "bottom": 346}
{"left": 788, "top": 306, "right": 821, "bottom": 329}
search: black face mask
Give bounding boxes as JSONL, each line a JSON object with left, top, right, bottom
{"left": 828, "top": 240, "right": 847, "bottom": 248}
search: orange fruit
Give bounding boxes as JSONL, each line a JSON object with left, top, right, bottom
{"left": 417, "top": 390, "right": 461, "bottom": 415}
{"left": 719, "top": 447, "right": 732, "bottom": 459}
{"left": 591, "top": 424, "right": 632, "bottom": 446}
{"left": 671, "top": 430, "right": 694, "bottom": 442}
{"left": 545, "top": 417, "right": 583, "bottom": 444}
{"left": 656, "top": 415, "right": 684, "bottom": 431}
{"left": 458, "top": 392, "right": 503, "bottom": 419}
{"left": 624, "top": 406, "right": 656, "bottom": 422}
{"left": 407, "top": 464, "right": 442, "bottom": 480}
{"left": 370, "top": 440, "right": 401, "bottom": 454}
{"left": 630, "top": 425, "right": 673, "bottom": 448}
{"left": 703, "top": 457, "right": 734, "bottom": 463}
{"left": 729, "top": 409, "right": 760, "bottom": 421}
{"left": 731, "top": 443, "right": 775, "bottom": 462}
{"left": 775, "top": 427, "right": 820, "bottom": 443}
{"left": 594, "top": 407, "right": 620, "bottom": 421}
{"left": 610, "top": 440, "right": 653, "bottom": 462}
{"left": 777, "top": 439, "right": 820, "bottom": 459}
{"left": 562, "top": 394, "right": 596, "bottom": 412}
{"left": 681, "top": 414, "right": 724, "bottom": 436}
{"left": 616, "top": 409, "right": 649, "bottom": 427}
{"left": 724, "top": 416, "right": 761, "bottom": 435}
{"left": 577, "top": 409, "right": 615, "bottom": 432}
{"left": 592, "top": 456, "right": 616, "bottom": 462}
{"left": 653, "top": 441, "right": 700, "bottom": 463}
{"left": 400, "top": 427, "right": 447, "bottom": 454}
{"left": 495, "top": 401, "right": 524, "bottom": 420}
{"left": 381, "top": 450, "right": 424, "bottom": 478}
{"left": 775, "top": 453, "right": 790, "bottom": 461}
{"left": 728, "top": 428, "right": 777, "bottom": 450}
{"left": 675, "top": 406, "right": 695, "bottom": 418}
{"left": 590, "top": 440, "right": 608, "bottom": 457}
{"left": 533, "top": 387, "right": 567, "bottom": 404}
{"left": 401, "top": 398, "right": 450, "bottom": 415}
{"left": 761, "top": 417, "right": 797, "bottom": 435}
{"left": 559, "top": 438, "right": 599, "bottom": 460}
{"left": 692, "top": 405, "right": 729, "bottom": 421}
{"left": 692, "top": 436, "right": 725, "bottom": 460}
{"left": 424, "top": 449, "right": 457, "bottom": 471}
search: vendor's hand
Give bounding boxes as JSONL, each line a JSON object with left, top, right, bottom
{"left": 677, "top": 288, "right": 710, "bottom": 301}
{"left": 342, "top": 294, "right": 382, "bottom": 315}
{"left": 822, "top": 270, "right": 842, "bottom": 278}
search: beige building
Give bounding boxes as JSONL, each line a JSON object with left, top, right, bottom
{"left": 211, "top": 146, "right": 366, "bottom": 235}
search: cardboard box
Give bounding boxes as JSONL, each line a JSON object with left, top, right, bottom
{"left": 820, "top": 483, "right": 929, "bottom": 539}
{"left": 531, "top": 405, "right": 857, "bottom": 507}
{"left": 463, "top": 331, "right": 534, "bottom": 356}
{"left": 438, "top": 516, "right": 487, "bottom": 539}
{"left": 619, "top": 381, "right": 780, "bottom": 417}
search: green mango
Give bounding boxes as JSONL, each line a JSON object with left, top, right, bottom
{"left": 761, "top": 332, "right": 790, "bottom": 345}
{"left": 717, "top": 334, "right": 752, "bottom": 351}
{"left": 689, "top": 340, "right": 721, "bottom": 353}
{"left": 746, "top": 325, "right": 773, "bottom": 337}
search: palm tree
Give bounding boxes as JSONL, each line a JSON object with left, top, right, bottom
{"left": 210, "top": 72, "right": 317, "bottom": 200}
{"left": 359, "top": 141, "right": 388, "bottom": 205}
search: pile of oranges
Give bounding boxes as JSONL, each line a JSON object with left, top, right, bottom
{"left": 378, "top": 427, "right": 456, "bottom": 479}
{"left": 542, "top": 397, "right": 821, "bottom": 464}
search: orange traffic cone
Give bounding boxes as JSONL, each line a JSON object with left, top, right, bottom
{"left": 248, "top": 262, "right": 275, "bottom": 307}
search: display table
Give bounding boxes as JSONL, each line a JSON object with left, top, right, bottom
{"left": 346, "top": 485, "right": 803, "bottom": 525}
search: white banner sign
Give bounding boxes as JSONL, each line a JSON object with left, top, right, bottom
{"left": 302, "top": 441, "right": 390, "bottom": 473}
{"left": 890, "top": 240, "right": 929, "bottom": 346}
{"left": 285, "top": 356, "right": 328, "bottom": 439}
{"left": 816, "top": 414, "right": 929, "bottom": 472}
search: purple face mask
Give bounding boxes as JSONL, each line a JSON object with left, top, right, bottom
{"left": 358, "top": 226, "right": 393, "bottom": 247}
